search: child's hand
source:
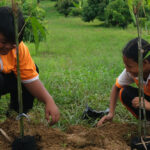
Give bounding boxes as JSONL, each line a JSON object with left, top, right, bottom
{"left": 97, "top": 113, "right": 114, "bottom": 126}
{"left": 132, "top": 97, "right": 150, "bottom": 110}
{"left": 45, "top": 102, "right": 60, "bottom": 126}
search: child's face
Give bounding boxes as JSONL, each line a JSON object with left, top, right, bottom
{"left": 123, "top": 56, "right": 150, "bottom": 78}
{"left": 123, "top": 56, "right": 138, "bottom": 77}
{"left": 0, "top": 33, "right": 16, "bottom": 55}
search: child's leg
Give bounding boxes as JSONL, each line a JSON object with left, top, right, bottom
{"left": 0, "top": 72, "right": 34, "bottom": 113}
{"left": 0, "top": 65, "right": 39, "bottom": 114}
{"left": 10, "top": 88, "right": 34, "bottom": 113}
{"left": 119, "top": 86, "right": 150, "bottom": 120}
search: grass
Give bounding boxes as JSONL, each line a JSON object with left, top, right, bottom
{"left": 0, "top": 0, "right": 145, "bottom": 129}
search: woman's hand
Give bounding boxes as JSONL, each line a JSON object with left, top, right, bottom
{"left": 97, "top": 113, "right": 114, "bottom": 126}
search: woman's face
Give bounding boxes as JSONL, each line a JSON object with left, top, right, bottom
{"left": 0, "top": 33, "right": 16, "bottom": 55}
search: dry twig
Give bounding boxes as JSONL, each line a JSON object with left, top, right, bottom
{"left": 0, "top": 128, "right": 12, "bottom": 143}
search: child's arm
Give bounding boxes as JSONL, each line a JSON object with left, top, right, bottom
{"left": 23, "top": 79, "right": 60, "bottom": 125}
{"left": 97, "top": 84, "right": 120, "bottom": 126}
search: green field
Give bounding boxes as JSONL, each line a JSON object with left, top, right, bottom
{"left": 1, "top": 0, "right": 147, "bottom": 129}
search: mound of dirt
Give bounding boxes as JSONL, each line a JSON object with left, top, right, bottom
{"left": 0, "top": 118, "right": 137, "bottom": 150}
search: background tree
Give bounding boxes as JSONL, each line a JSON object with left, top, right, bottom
{"left": 56, "top": 0, "right": 84, "bottom": 17}
{"left": 82, "top": 0, "right": 109, "bottom": 22}
{"left": 105, "top": 0, "right": 132, "bottom": 28}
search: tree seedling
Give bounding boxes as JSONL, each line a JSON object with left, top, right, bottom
{"left": 128, "top": 0, "right": 150, "bottom": 149}
{"left": 11, "top": 1, "right": 37, "bottom": 149}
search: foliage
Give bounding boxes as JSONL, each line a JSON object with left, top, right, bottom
{"left": 70, "top": 7, "right": 82, "bottom": 16}
{"left": 105, "top": 0, "right": 132, "bottom": 28}
{"left": 0, "top": 0, "right": 47, "bottom": 53}
{"left": 82, "top": 6, "right": 98, "bottom": 22}
{"left": 56, "top": 0, "right": 73, "bottom": 17}
{"left": 82, "top": 0, "right": 109, "bottom": 22}
{"left": 21, "top": 0, "right": 46, "bottom": 45}
{"left": 56, "top": 0, "right": 84, "bottom": 17}
{"left": 97, "top": 0, "right": 110, "bottom": 21}
{"left": 128, "top": 0, "right": 150, "bottom": 28}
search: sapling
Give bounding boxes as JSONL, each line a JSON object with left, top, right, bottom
{"left": 12, "top": 0, "right": 24, "bottom": 138}
{"left": 11, "top": 1, "right": 37, "bottom": 149}
{"left": 135, "top": 4, "right": 147, "bottom": 137}
{"left": 128, "top": 0, "right": 150, "bottom": 149}
{"left": 128, "top": 0, "right": 147, "bottom": 137}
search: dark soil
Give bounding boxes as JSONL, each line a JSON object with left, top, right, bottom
{"left": 0, "top": 118, "right": 138, "bottom": 150}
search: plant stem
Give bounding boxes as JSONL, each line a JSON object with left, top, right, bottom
{"left": 136, "top": 10, "right": 147, "bottom": 137}
{"left": 136, "top": 13, "right": 142, "bottom": 136}
{"left": 12, "top": 0, "right": 24, "bottom": 138}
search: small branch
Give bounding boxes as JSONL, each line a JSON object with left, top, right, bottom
{"left": 0, "top": 128, "right": 12, "bottom": 143}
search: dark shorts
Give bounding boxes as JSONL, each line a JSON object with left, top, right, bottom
{"left": 0, "top": 65, "right": 39, "bottom": 113}
{"left": 119, "top": 86, "right": 150, "bottom": 120}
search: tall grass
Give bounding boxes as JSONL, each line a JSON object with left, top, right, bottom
{"left": 1, "top": 0, "right": 145, "bottom": 128}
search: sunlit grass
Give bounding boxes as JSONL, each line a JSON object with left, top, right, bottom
{"left": 0, "top": 0, "right": 143, "bottom": 129}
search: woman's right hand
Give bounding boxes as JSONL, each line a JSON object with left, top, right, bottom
{"left": 97, "top": 113, "right": 114, "bottom": 126}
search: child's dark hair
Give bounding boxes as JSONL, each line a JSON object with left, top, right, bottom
{"left": 123, "top": 38, "right": 150, "bottom": 62}
{"left": 0, "top": 6, "right": 25, "bottom": 44}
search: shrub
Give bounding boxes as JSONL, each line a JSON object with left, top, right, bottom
{"left": 70, "top": 7, "right": 82, "bottom": 16}
{"left": 97, "top": 0, "right": 109, "bottom": 21}
{"left": 56, "top": 0, "right": 73, "bottom": 17}
{"left": 56, "top": 0, "right": 82, "bottom": 17}
{"left": 82, "top": 6, "right": 97, "bottom": 22}
{"left": 105, "top": 0, "right": 132, "bottom": 28}
{"left": 82, "top": 0, "right": 109, "bottom": 22}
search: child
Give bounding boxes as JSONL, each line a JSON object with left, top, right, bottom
{"left": 0, "top": 6, "right": 60, "bottom": 125}
{"left": 97, "top": 38, "right": 150, "bottom": 126}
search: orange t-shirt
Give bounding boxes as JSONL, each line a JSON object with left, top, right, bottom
{"left": 116, "top": 69, "right": 150, "bottom": 96}
{"left": 0, "top": 41, "right": 39, "bottom": 83}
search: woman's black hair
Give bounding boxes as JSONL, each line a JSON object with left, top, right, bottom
{"left": 0, "top": 6, "right": 25, "bottom": 44}
{"left": 122, "top": 38, "right": 150, "bottom": 63}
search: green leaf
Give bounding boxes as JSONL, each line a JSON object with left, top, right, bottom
{"left": 30, "top": 17, "right": 39, "bottom": 52}
{"left": 72, "top": 1, "right": 79, "bottom": 8}
{"left": 148, "top": 0, "right": 150, "bottom": 6}
{"left": 144, "top": 51, "right": 150, "bottom": 59}
{"left": 128, "top": 0, "right": 136, "bottom": 24}
{"left": 29, "top": 17, "right": 46, "bottom": 53}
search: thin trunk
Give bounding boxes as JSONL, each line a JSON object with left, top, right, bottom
{"left": 136, "top": 11, "right": 147, "bottom": 137}
{"left": 12, "top": 0, "right": 24, "bottom": 138}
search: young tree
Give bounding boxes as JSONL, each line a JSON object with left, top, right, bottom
{"left": 128, "top": 0, "right": 150, "bottom": 137}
